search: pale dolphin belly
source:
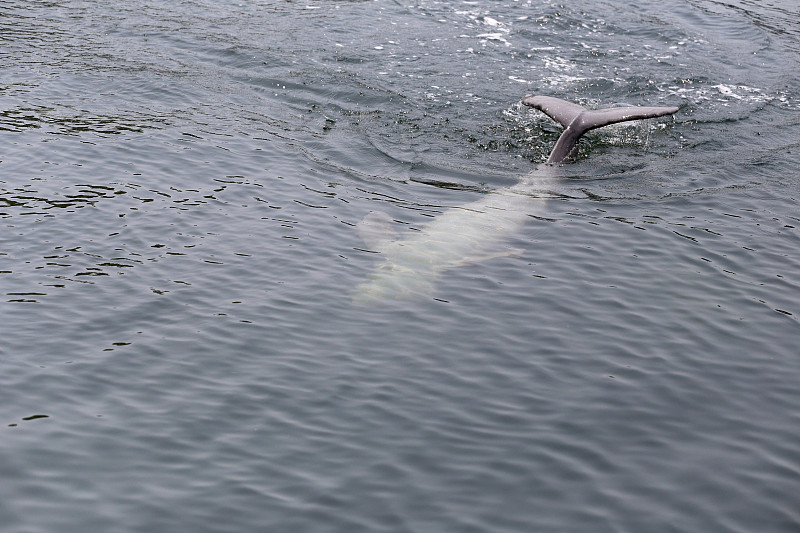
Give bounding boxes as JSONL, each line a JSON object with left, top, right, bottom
{"left": 353, "top": 174, "right": 555, "bottom": 303}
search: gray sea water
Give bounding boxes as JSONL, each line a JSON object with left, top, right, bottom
{"left": 2, "top": 0, "right": 799, "bottom": 531}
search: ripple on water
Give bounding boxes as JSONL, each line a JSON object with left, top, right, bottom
{"left": 2, "top": 0, "right": 800, "bottom": 532}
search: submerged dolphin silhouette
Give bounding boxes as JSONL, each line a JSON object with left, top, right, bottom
{"left": 353, "top": 95, "right": 679, "bottom": 303}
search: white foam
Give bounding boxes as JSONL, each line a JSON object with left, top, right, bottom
{"left": 477, "top": 32, "right": 511, "bottom": 46}
{"left": 660, "top": 83, "right": 790, "bottom": 107}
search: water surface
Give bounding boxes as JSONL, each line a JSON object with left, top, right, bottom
{"left": 2, "top": 0, "right": 799, "bottom": 531}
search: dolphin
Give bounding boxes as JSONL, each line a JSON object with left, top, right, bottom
{"left": 353, "top": 95, "right": 679, "bottom": 303}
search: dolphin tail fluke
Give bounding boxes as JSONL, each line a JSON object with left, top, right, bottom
{"left": 522, "top": 95, "right": 679, "bottom": 163}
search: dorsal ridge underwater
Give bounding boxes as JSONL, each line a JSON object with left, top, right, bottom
{"left": 522, "top": 95, "right": 680, "bottom": 164}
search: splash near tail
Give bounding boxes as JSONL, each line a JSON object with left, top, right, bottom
{"left": 522, "top": 95, "right": 679, "bottom": 163}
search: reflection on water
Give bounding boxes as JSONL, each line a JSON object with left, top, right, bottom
{"left": 1, "top": 0, "right": 799, "bottom": 532}
{"left": 0, "top": 104, "right": 165, "bottom": 135}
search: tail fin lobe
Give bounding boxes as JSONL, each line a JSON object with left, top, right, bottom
{"left": 579, "top": 105, "right": 680, "bottom": 131}
{"left": 522, "top": 95, "right": 586, "bottom": 129}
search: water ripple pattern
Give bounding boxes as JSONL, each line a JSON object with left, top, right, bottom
{"left": 1, "top": 0, "right": 799, "bottom": 532}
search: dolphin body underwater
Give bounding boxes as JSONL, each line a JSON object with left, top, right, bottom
{"left": 353, "top": 95, "right": 679, "bottom": 303}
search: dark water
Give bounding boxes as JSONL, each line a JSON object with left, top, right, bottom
{"left": 2, "top": 0, "right": 799, "bottom": 531}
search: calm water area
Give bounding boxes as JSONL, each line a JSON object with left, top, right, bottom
{"left": 2, "top": 0, "right": 799, "bottom": 531}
